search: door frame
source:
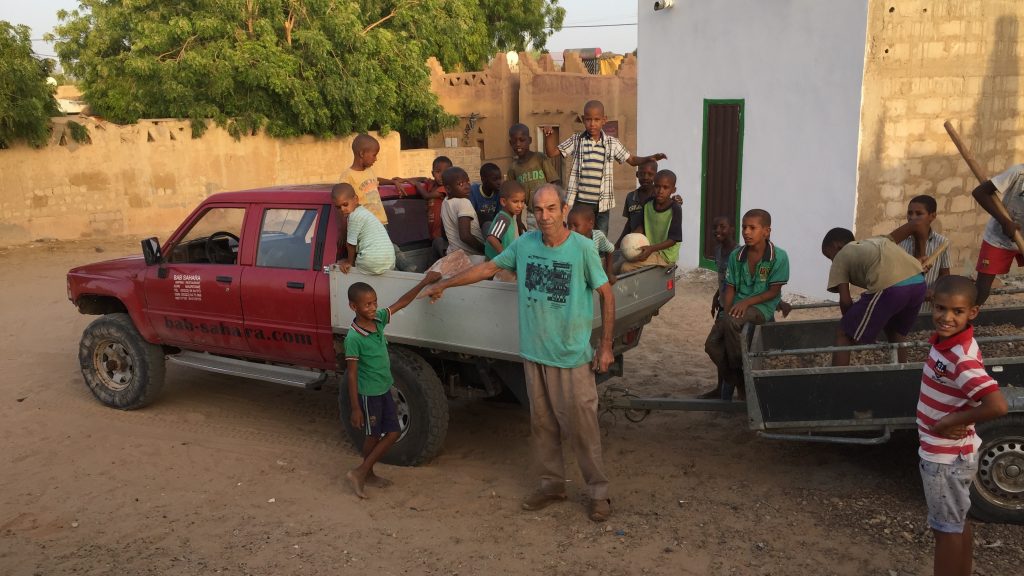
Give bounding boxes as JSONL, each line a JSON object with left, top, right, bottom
{"left": 699, "top": 99, "right": 745, "bottom": 270}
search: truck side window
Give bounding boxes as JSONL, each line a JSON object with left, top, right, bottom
{"left": 166, "top": 207, "right": 245, "bottom": 265}
{"left": 255, "top": 208, "right": 319, "bottom": 270}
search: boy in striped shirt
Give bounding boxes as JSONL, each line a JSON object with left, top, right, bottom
{"left": 333, "top": 183, "right": 396, "bottom": 275}
{"left": 917, "top": 275, "right": 1007, "bottom": 576}
{"left": 542, "top": 100, "right": 666, "bottom": 235}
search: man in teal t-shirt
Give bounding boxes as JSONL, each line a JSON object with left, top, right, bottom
{"left": 423, "top": 184, "right": 616, "bottom": 523}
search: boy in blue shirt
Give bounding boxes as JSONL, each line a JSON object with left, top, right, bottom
{"left": 704, "top": 209, "right": 789, "bottom": 400}
{"left": 470, "top": 163, "right": 503, "bottom": 231}
{"left": 344, "top": 272, "right": 440, "bottom": 498}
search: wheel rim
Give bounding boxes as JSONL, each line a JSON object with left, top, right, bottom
{"left": 976, "top": 435, "right": 1024, "bottom": 510}
{"left": 92, "top": 339, "right": 135, "bottom": 392}
{"left": 391, "top": 387, "right": 410, "bottom": 442}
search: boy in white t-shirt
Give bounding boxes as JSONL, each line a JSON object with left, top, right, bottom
{"left": 440, "top": 166, "right": 485, "bottom": 262}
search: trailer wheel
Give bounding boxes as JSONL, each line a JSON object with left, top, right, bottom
{"left": 971, "top": 414, "right": 1024, "bottom": 524}
{"left": 338, "top": 347, "right": 449, "bottom": 466}
{"left": 79, "top": 313, "right": 165, "bottom": 409}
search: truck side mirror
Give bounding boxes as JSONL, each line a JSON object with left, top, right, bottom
{"left": 142, "top": 237, "right": 162, "bottom": 265}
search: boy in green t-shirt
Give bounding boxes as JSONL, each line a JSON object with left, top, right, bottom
{"left": 485, "top": 181, "right": 528, "bottom": 260}
{"left": 508, "top": 123, "right": 561, "bottom": 231}
{"left": 621, "top": 170, "right": 682, "bottom": 272}
{"left": 343, "top": 272, "right": 439, "bottom": 498}
{"left": 704, "top": 209, "right": 789, "bottom": 400}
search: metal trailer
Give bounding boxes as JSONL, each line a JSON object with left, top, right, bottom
{"left": 603, "top": 302, "right": 1024, "bottom": 524}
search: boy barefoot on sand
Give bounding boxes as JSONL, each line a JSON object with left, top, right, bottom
{"left": 344, "top": 273, "right": 440, "bottom": 498}
{"left": 916, "top": 275, "right": 1007, "bottom": 576}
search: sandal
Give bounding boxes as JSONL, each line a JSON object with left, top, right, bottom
{"left": 588, "top": 498, "right": 612, "bottom": 522}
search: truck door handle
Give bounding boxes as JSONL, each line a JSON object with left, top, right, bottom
{"left": 286, "top": 281, "right": 305, "bottom": 289}
{"left": 216, "top": 275, "right": 232, "bottom": 283}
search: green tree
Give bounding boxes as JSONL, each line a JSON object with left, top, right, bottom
{"left": 482, "top": 0, "right": 565, "bottom": 53}
{"left": 0, "top": 21, "right": 59, "bottom": 148}
{"left": 48, "top": 1, "right": 560, "bottom": 140}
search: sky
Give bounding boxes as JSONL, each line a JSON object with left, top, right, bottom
{"left": 8, "top": 0, "right": 639, "bottom": 64}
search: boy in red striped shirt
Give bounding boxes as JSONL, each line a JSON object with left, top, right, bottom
{"left": 916, "top": 275, "right": 1007, "bottom": 576}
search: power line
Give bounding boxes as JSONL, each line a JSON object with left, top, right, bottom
{"left": 560, "top": 23, "right": 637, "bottom": 29}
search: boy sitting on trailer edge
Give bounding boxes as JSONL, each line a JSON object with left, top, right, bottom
{"left": 820, "top": 220, "right": 930, "bottom": 366}
{"left": 704, "top": 209, "right": 789, "bottom": 401}
{"left": 916, "top": 275, "right": 1007, "bottom": 576}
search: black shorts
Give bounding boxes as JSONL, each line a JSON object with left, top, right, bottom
{"left": 359, "top": 391, "right": 401, "bottom": 437}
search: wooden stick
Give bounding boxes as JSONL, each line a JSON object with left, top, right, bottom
{"left": 943, "top": 120, "right": 1024, "bottom": 253}
{"left": 921, "top": 240, "right": 949, "bottom": 271}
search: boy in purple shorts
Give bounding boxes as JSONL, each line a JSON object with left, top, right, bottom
{"left": 821, "top": 220, "right": 930, "bottom": 366}
{"left": 917, "top": 275, "right": 1007, "bottom": 576}
{"left": 344, "top": 273, "right": 439, "bottom": 498}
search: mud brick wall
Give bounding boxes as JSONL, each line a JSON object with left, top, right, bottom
{"left": 0, "top": 118, "right": 478, "bottom": 245}
{"left": 855, "top": 0, "right": 1024, "bottom": 274}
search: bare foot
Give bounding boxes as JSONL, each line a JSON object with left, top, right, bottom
{"left": 346, "top": 470, "right": 367, "bottom": 498}
{"left": 365, "top": 472, "right": 393, "bottom": 488}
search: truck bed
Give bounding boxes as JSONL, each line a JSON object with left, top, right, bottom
{"left": 744, "top": 307, "right": 1024, "bottom": 432}
{"left": 329, "top": 265, "right": 676, "bottom": 362}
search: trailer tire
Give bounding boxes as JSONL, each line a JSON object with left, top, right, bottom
{"left": 79, "top": 313, "right": 165, "bottom": 409}
{"left": 338, "top": 346, "right": 449, "bottom": 466}
{"left": 970, "top": 414, "right": 1024, "bottom": 525}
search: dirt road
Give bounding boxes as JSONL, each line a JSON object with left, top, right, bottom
{"left": 1, "top": 238, "right": 1020, "bottom": 575}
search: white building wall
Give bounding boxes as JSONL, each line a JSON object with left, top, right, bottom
{"left": 638, "top": 0, "right": 869, "bottom": 299}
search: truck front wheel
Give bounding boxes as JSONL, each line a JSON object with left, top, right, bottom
{"left": 79, "top": 313, "right": 166, "bottom": 409}
{"left": 338, "top": 346, "right": 449, "bottom": 466}
{"left": 971, "top": 414, "right": 1024, "bottom": 524}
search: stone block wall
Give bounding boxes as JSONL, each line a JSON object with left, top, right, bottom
{"left": 855, "top": 0, "right": 1024, "bottom": 273}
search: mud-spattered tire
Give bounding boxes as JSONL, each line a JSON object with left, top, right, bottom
{"left": 970, "top": 414, "right": 1024, "bottom": 524}
{"left": 338, "top": 346, "right": 449, "bottom": 466}
{"left": 79, "top": 313, "right": 166, "bottom": 409}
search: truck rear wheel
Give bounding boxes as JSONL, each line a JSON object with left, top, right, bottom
{"left": 338, "top": 346, "right": 449, "bottom": 466}
{"left": 971, "top": 414, "right": 1024, "bottom": 524}
{"left": 79, "top": 313, "right": 166, "bottom": 409}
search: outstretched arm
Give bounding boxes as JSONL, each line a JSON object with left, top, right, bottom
{"left": 625, "top": 152, "right": 668, "bottom": 167}
{"left": 422, "top": 261, "right": 502, "bottom": 302}
{"left": 389, "top": 271, "right": 442, "bottom": 314}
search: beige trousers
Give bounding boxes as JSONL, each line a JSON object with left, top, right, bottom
{"left": 523, "top": 360, "right": 609, "bottom": 500}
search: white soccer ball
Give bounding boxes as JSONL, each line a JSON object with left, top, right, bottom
{"left": 621, "top": 233, "right": 650, "bottom": 262}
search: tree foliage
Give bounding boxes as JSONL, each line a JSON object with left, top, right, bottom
{"left": 0, "top": 21, "right": 60, "bottom": 148}
{"left": 482, "top": 0, "right": 565, "bottom": 54}
{"left": 48, "top": 1, "right": 563, "bottom": 140}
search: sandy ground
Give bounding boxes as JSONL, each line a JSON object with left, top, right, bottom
{"left": 1, "top": 237, "right": 1022, "bottom": 576}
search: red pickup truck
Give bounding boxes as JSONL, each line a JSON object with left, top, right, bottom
{"left": 68, "top": 184, "right": 675, "bottom": 465}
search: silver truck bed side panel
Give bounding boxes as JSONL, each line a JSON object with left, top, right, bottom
{"left": 329, "top": 265, "right": 675, "bottom": 362}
